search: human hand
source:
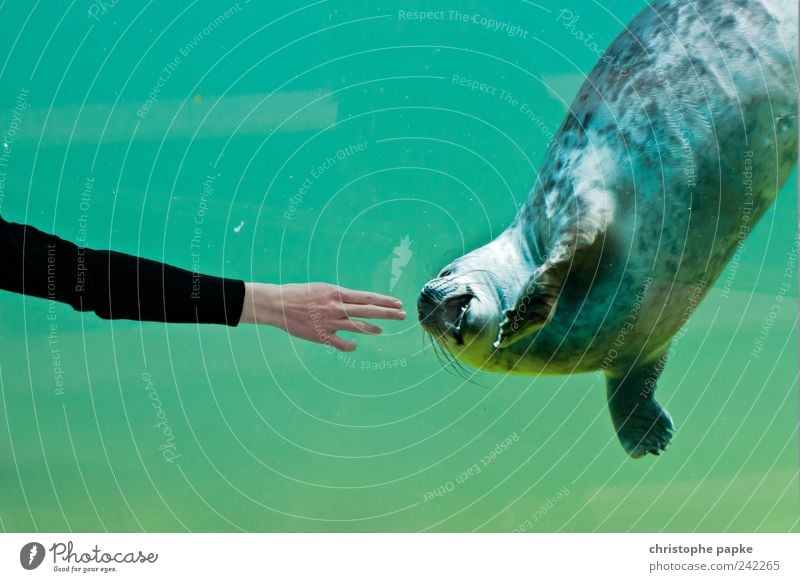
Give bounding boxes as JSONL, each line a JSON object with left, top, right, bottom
{"left": 239, "top": 282, "right": 406, "bottom": 351}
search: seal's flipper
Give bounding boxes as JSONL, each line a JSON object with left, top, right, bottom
{"left": 494, "top": 190, "right": 613, "bottom": 349}
{"left": 605, "top": 354, "right": 674, "bottom": 458}
{"left": 493, "top": 265, "right": 561, "bottom": 348}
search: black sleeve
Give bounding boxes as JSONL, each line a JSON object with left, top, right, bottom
{"left": 0, "top": 213, "right": 245, "bottom": 326}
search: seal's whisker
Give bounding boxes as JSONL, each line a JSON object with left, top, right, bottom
{"left": 436, "top": 344, "right": 467, "bottom": 381}
{"left": 424, "top": 329, "right": 457, "bottom": 369}
{"left": 432, "top": 338, "right": 454, "bottom": 372}
{"left": 450, "top": 355, "right": 484, "bottom": 387}
{"left": 429, "top": 333, "right": 485, "bottom": 387}
{"left": 420, "top": 328, "right": 431, "bottom": 352}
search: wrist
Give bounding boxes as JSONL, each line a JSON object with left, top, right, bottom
{"left": 240, "top": 282, "right": 282, "bottom": 327}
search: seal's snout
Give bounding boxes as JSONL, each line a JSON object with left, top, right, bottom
{"left": 417, "top": 280, "right": 449, "bottom": 325}
{"left": 419, "top": 281, "right": 449, "bottom": 305}
{"left": 417, "top": 280, "right": 456, "bottom": 315}
{"left": 418, "top": 278, "right": 475, "bottom": 344}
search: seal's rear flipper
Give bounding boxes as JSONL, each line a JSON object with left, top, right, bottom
{"left": 606, "top": 354, "right": 674, "bottom": 458}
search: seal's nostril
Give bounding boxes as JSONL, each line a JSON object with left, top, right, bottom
{"left": 417, "top": 286, "right": 440, "bottom": 323}
{"left": 420, "top": 286, "right": 438, "bottom": 303}
{"left": 420, "top": 282, "right": 449, "bottom": 303}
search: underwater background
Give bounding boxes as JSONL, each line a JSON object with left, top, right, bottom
{"left": 0, "top": 0, "right": 797, "bottom": 532}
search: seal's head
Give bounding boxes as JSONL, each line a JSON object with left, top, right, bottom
{"left": 417, "top": 231, "right": 529, "bottom": 367}
{"left": 417, "top": 262, "right": 499, "bottom": 350}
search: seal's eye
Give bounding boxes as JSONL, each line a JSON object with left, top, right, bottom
{"left": 439, "top": 267, "right": 454, "bottom": 278}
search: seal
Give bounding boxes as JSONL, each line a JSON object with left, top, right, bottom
{"left": 418, "top": 0, "right": 798, "bottom": 458}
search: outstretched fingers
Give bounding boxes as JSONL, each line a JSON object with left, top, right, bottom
{"left": 338, "top": 287, "right": 404, "bottom": 309}
{"left": 326, "top": 334, "right": 357, "bottom": 352}
{"left": 316, "top": 317, "right": 385, "bottom": 352}
{"left": 343, "top": 303, "right": 406, "bottom": 320}
{"left": 336, "top": 319, "right": 383, "bottom": 335}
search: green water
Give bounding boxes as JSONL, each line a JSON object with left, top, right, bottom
{"left": 0, "top": 1, "right": 797, "bottom": 532}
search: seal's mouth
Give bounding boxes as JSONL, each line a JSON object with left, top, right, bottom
{"left": 418, "top": 285, "right": 474, "bottom": 345}
{"left": 443, "top": 294, "right": 472, "bottom": 344}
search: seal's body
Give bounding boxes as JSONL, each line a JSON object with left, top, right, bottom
{"left": 418, "top": 0, "right": 798, "bottom": 457}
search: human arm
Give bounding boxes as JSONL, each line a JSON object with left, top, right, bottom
{"left": 0, "top": 213, "right": 244, "bottom": 325}
{"left": 0, "top": 214, "right": 406, "bottom": 349}
{"left": 239, "top": 282, "right": 406, "bottom": 352}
